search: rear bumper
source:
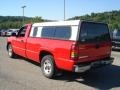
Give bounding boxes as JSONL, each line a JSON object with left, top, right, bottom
{"left": 74, "top": 58, "right": 113, "bottom": 73}
{"left": 56, "top": 57, "right": 113, "bottom": 72}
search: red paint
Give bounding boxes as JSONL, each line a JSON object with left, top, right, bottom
{"left": 7, "top": 23, "right": 112, "bottom": 72}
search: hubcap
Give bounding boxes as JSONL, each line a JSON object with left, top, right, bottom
{"left": 8, "top": 45, "right": 12, "bottom": 56}
{"left": 43, "top": 59, "right": 52, "bottom": 75}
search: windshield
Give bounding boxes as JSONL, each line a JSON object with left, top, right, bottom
{"left": 79, "top": 22, "right": 111, "bottom": 43}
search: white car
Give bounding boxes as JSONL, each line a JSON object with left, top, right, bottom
{"left": 6, "top": 29, "right": 19, "bottom": 36}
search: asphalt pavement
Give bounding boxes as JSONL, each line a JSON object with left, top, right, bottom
{"left": 0, "top": 37, "right": 120, "bottom": 90}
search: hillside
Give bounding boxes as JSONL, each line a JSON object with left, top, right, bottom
{"left": 0, "top": 10, "right": 120, "bottom": 30}
{"left": 69, "top": 10, "right": 120, "bottom": 30}
{"left": 0, "top": 16, "right": 45, "bottom": 29}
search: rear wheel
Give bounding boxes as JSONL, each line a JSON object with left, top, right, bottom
{"left": 41, "top": 55, "right": 55, "bottom": 78}
{"left": 8, "top": 44, "right": 16, "bottom": 58}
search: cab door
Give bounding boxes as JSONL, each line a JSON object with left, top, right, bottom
{"left": 12, "top": 26, "right": 27, "bottom": 57}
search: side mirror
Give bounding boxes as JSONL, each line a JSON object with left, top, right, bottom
{"left": 11, "top": 33, "right": 17, "bottom": 37}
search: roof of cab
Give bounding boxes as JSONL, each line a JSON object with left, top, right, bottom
{"left": 32, "top": 20, "right": 80, "bottom": 27}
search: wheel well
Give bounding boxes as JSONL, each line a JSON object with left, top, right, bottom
{"left": 39, "top": 51, "right": 53, "bottom": 63}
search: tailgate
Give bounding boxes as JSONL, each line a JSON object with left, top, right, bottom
{"left": 77, "top": 21, "right": 111, "bottom": 63}
{"left": 77, "top": 42, "right": 111, "bottom": 62}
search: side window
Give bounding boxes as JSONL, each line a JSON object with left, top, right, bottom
{"left": 54, "top": 27, "right": 71, "bottom": 39}
{"left": 41, "top": 27, "right": 55, "bottom": 38}
{"left": 32, "top": 27, "right": 38, "bottom": 37}
{"left": 18, "top": 26, "right": 26, "bottom": 37}
{"left": 30, "top": 27, "right": 42, "bottom": 37}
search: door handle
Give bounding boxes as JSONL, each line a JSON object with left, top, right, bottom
{"left": 21, "top": 40, "right": 24, "bottom": 43}
{"left": 95, "top": 44, "right": 100, "bottom": 49}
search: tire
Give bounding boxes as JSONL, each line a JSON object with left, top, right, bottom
{"left": 8, "top": 44, "right": 16, "bottom": 58}
{"left": 41, "top": 55, "right": 55, "bottom": 78}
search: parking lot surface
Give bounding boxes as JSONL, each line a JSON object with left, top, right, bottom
{"left": 0, "top": 37, "right": 120, "bottom": 90}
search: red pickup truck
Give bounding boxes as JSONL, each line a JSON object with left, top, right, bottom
{"left": 7, "top": 20, "right": 113, "bottom": 78}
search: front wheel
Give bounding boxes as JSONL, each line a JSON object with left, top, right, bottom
{"left": 41, "top": 55, "right": 55, "bottom": 78}
{"left": 7, "top": 44, "right": 16, "bottom": 58}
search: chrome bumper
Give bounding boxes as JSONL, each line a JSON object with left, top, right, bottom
{"left": 74, "top": 59, "right": 113, "bottom": 73}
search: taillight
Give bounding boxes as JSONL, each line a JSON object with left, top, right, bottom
{"left": 70, "top": 44, "right": 79, "bottom": 60}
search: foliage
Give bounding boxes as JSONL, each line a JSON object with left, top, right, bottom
{"left": 69, "top": 10, "right": 120, "bottom": 30}
{"left": 0, "top": 16, "right": 45, "bottom": 29}
{"left": 0, "top": 10, "right": 120, "bottom": 30}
